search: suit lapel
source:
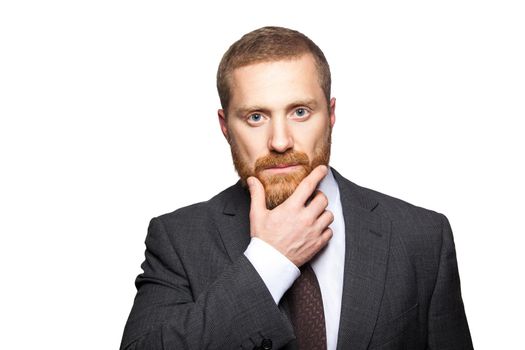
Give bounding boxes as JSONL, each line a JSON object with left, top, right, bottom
{"left": 332, "top": 169, "right": 392, "bottom": 350}
{"left": 216, "top": 181, "right": 252, "bottom": 262}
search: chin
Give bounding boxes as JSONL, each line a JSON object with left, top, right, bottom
{"left": 260, "top": 166, "right": 309, "bottom": 209}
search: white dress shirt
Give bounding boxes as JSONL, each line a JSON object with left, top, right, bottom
{"left": 244, "top": 168, "right": 345, "bottom": 350}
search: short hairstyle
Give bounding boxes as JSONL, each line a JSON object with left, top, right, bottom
{"left": 217, "top": 26, "right": 331, "bottom": 113}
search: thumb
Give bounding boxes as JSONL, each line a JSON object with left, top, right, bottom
{"left": 247, "top": 176, "right": 266, "bottom": 213}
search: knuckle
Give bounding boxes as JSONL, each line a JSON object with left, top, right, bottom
{"left": 320, "top": 194, "right": 328, "bottom": 207}
{"left": 300, "top": 211, "right": 315, "bottom": 226}
{"left": 304, "top": 215, "right": 315, "bottom": 227}
{"left": 317, "top": 236, "right": 329, "bottom": 249}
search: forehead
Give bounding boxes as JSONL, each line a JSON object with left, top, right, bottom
{"left": 228, "top": 54, "right": 325, "bottom": 111}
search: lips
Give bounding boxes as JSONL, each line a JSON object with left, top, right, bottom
{"left": 253, "top": 151, "right": 310, "bottom": 174}
{"left": 262, "top": 164, "right": 304, "bottom": 175}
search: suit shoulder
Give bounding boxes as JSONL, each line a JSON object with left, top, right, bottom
{"left": 351, "top": 182, "right": 449, "bottom": 259}
{"left": 354, "top": 181, "right": 445, "bottom": 227}
{"left": 153, "top": 182, "right": 239, "bottom": 227}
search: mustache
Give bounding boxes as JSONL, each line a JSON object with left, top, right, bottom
{"left": 254, "top": 151, "right": 310, "bottom": 174}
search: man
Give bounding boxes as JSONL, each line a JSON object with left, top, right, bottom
{"left": 121, "top": 26, "right": 473, "bottom": 349}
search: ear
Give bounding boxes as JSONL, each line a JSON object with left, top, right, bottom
{"left": 217, "top": 109, "right": 230, "bottom": 142}
{"left": 329, "top": 97, "right": 336, "bottom": 128}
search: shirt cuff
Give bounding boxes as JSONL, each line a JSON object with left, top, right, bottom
{"left": 244, "top": 237, "right": 300, "bottom": 304}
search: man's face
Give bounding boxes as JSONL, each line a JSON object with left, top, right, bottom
{"left": 218, "top": 54, "right": 336, "bottom": 209}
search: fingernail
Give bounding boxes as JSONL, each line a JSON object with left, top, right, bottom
{"left": 247, "top": 177, "right": 253, "bottom": 187}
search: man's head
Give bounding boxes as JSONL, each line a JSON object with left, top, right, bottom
{"left": 217, "top": 26, "right": 336, "bottom": 209}
{"left": 217, "top": 26, "right": 331, "bottom": 113}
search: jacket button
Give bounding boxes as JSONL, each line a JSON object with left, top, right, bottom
{"left": 261, "top": 339, "right": 272, "bottom": 349}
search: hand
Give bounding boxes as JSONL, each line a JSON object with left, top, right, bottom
{"left": 247, "top": 165, "right": 334, "bottom": 267}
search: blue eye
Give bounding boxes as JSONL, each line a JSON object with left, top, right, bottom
{"left": 294, "top": 108, "right": 309, "bottom": 117}
{"left": 248, "top": 113, "right": 263, "bottom": 122}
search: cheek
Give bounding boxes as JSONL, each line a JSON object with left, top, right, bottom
{"left": 294, "top": 120, "right": 330, "bottom": 151}
{"left": 231, "top": 128, "right": 268, "bottom": 162}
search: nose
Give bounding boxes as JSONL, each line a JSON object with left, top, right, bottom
{"left": 268, "top": 117, "right": 293, "bottom": 153}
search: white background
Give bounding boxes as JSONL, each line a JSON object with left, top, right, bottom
{"left": 1, "top": 1, "right": 524, "bottom": 349}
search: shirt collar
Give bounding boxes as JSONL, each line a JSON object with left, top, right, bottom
{"left": 318, "top": 167, "right": 340, "bottom": 205}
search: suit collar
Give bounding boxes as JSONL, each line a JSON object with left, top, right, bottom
{"left": 331, "top": 168, "right": 379, "bottom": 213}
{"left": 216, "top": 181, "right": 251, "bottom": 262}
{"left": 222, "top": 180, "right": 248, "bottom": 216}
{"left": 332, "top": 169, "right": 391, "bottom": 350}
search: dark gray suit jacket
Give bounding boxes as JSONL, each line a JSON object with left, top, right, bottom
{"left": 121, "top": 168, "right": 473, "bottom": 349}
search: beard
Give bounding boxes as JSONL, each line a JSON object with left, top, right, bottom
{"left": 230, "top": 129, "right": 332, "bottom": 209}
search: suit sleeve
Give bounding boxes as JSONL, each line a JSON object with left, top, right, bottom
{"left": 427, "top": 214, "right": 474, "bottom": 349}
{"left": 120, "top": 217, "right": 295, "bottom": 350}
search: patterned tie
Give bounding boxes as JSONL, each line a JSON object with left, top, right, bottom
{"left": 284, "top": 263, "right": 327, "bottom": 350}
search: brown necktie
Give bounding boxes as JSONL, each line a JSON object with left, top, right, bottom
{"left": 284, "top": 263, "right": 327, "bottom": 350}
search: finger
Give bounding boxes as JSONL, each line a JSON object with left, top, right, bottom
{"left": 312, "top": 227, "right": 333, "bottom": 254}
{"left": 289, "top": 165, "right": 328, "bottom": 206}
{"left": 315, "top": 210, "right": 334, "bottom": 232}
{"left": 319, "top": 227, "right": 333, "bottom": 244}
{"left": 306, "top": 190, "right": 329, "bottom": 216}
{"left": 247, "top": 176, "right": 267, "bottom": 214}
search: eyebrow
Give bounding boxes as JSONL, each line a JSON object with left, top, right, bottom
{"left": 234, "top": 99, "right": 319, "bottom": 117}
